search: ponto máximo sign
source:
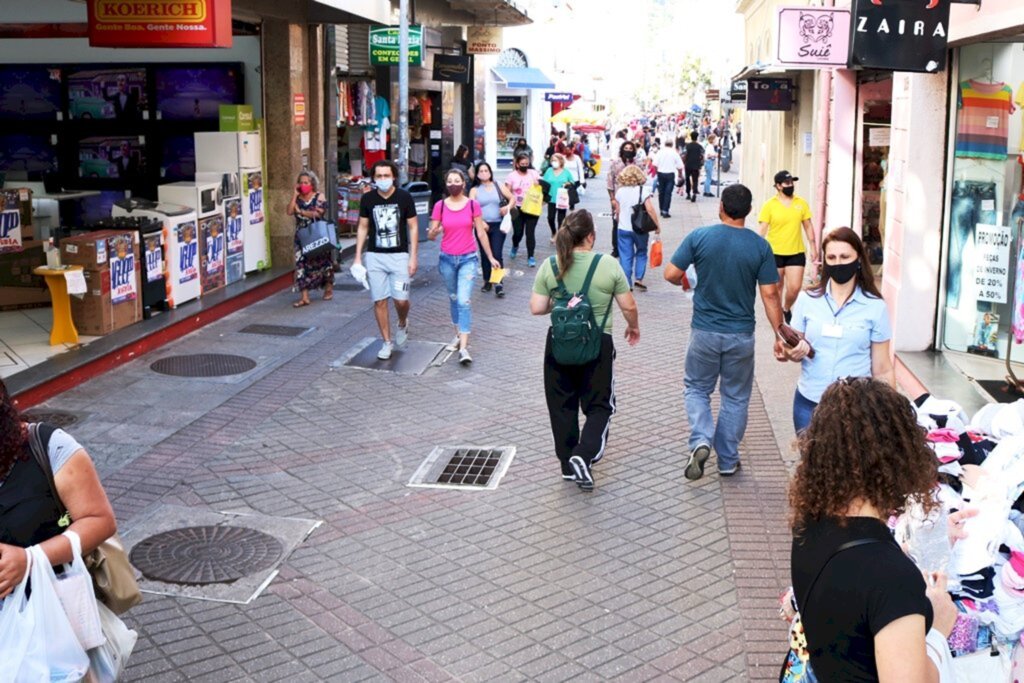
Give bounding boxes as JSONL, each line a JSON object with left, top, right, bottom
{"left": 86, "top": 0, "right": 233, "bottom": 48}
{"left": 848, "top": 0, "right": 951, "bottom": 73}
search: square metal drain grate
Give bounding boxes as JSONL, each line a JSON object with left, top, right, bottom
{"left": 239, "top": 324, "right": 314, "bottom": 337}
{"left": 408, "top": 446, "right": 516, "bottom": 491}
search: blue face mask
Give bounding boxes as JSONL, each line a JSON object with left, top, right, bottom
{"left": 376, "top": 178, "right": 394, "bottom": 192}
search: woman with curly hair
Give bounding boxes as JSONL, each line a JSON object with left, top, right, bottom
{"left": 0, "top": 378, "right": 117, "bottom": 600}
{"left": 789, "top": 377, "right": 956, "bottom": 681}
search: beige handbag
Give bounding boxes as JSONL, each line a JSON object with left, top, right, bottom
{"left": 28, "top": 423, "right": 142, "bottom": 615}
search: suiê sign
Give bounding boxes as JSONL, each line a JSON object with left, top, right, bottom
{"left": 776, "top": 7, "right": 851, "bottom": 68}
{"left": 87, "top": 0, "right": 232, "bottom": 48}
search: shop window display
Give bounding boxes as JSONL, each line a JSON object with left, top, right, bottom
{"left": 943, "top": 42, "right": 1024, "bottom": 361}
{"left": 0, "top": 66, "right": 61, "bottom": 120}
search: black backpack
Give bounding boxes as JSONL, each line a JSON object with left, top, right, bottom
{"left": 548, "top": 255, "right": 611, "bottom": 365}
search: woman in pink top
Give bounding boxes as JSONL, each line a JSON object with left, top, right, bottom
{"left": 428, "top": 168, "right": 501, "bottom": 365}
{"left": 503, "top": 151, "right": 542, "bottom": 267}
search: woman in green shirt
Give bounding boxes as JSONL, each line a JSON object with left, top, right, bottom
{"left": 541, "top": 153, "right": 575, "bottom": 240}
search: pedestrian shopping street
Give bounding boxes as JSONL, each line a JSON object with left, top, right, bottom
{"left": 25, "top": 160, "right": 805, "bottom": 681}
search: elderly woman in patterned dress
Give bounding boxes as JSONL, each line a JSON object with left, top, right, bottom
{"left": 288, "top": 170, "right": 333, "bottom": 307}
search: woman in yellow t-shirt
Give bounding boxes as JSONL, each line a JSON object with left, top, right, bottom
{"left": 757, "top": 170, "right": 817, "bottom": 323}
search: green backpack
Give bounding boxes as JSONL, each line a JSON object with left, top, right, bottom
{"left": 549, "top": 254, "right": 612, "bottom": 365}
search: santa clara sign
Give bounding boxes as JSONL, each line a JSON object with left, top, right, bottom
{"left": 848, "top": 0, "right": 950, "bottom": 73}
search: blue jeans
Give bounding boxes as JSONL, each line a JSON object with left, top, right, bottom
{"left": 438, "top": 252, "right": 477, "bottom": 334}
{"left": 684, "top": 329, "right": 755, "bottom": 469}
{"left": 657, "top": 172, "right": 675, "bottom": 213}
{"left": 946, "top": 181, "right": 996, "bottom": 309}
{"left": 703, "top": 159, "right": 715, "bottom": 195}
{"left": 792, "top": 389, "right": 818, "bottom": 434}
{"left": 617, "top": 229, "right": 650, "bottom": 287}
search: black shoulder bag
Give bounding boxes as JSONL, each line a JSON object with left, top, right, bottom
{"left": 630, "top": 186, "right": 658, "bottom": 234}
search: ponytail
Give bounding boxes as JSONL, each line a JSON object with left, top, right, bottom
{"left": 555, "top": 210, "right": 595, "bottom": 274}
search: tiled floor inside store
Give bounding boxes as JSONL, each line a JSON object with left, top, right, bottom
{"left": 0, "top": 308, "right": 100, "bottom": 379}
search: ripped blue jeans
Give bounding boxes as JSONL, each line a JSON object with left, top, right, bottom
{"left": 438, "top": 252, "right": 478, "bottom": 334}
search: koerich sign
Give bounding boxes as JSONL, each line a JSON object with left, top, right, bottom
{"left": 87, "top": 0, "right": 232, "bottom": 48}
{"left": 848, "top": 0, "right": 950, "bottom": 73}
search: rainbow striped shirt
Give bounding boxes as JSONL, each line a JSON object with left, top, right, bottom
{"left": 955, "top": 80, "right": 1016, "bottom": 160}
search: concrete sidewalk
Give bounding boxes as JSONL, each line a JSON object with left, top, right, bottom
{"left": 33, "top": 167, "right": 800, "bottom": 681}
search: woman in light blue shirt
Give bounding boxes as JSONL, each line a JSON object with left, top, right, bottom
{"left": 775, "top": 227, "right": 895, "bottom": 432}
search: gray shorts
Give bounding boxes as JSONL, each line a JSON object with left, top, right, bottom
{"left": 365, "top": 252, "right": 411, "bottom": 302}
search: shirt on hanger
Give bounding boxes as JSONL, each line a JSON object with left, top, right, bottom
{"left": 957, "top": 80, "right": 1016, "bottom": 160}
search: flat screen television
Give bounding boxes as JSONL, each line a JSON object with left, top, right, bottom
{"left": 160, "top": 134, "right": 195, "bottom": 182}
{"left": 0, "top": 134, "right": 57, "bottom": 180}
{"left": 66, "top": 67, "right": 147, "bottom": 121}
{"left": 0, "top": 66, "right": 62, "bottom": 120}
{"left": 70, "top": 190, "right": 127, "bottom": 225}
{"left": 77, "top": 135, "right": 145, "bottom": 181}
{"left": 154, "top": 65, "right": 243, "bottom": 121}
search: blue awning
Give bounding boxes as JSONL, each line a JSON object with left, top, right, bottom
{"left": 491, "top": 67, "right": 556, "bottom": 90}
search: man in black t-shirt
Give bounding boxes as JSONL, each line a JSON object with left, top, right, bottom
{"left": 681, "top": 131, "right": 705, "bottom": 203}
{"left": 355, "top": 160, "right": 419, "bottom": 361}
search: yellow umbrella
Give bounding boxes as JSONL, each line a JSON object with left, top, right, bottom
{"left": 549, "top": 108, "right": 601, "bottom": 125}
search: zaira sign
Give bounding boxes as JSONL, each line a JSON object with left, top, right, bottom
{"left": 848, "top": 0, "right": 951, "bottom": 73}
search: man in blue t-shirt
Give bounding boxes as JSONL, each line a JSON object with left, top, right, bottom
{"left": 664, "top": 184, "right": 784, "bottom": 480}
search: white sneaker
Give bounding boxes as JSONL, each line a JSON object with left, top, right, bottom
{"left": 459, "top": 348, "right": 473, "bottom": 365}
{"left": 446, "top": 335, "right": 460, "bottom": 352}
{"left": 395, "top": 324, "right": 408, "bottom": 347}
{"left": 377, "top": 341, "right": 393, "bottom": 360}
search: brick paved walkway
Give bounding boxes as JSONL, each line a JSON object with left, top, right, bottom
{"left": 35, "top": 170, "right": 796, "bottom": 681}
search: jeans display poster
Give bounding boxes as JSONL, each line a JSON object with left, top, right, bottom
{"left": 143, "top": 234, "right": 163, "bottom": 284}
{"left": 975, "top": 223, "right": 1012, "bottom": 303}
{"left": 108, "top": 234, "right": 138, "bottom": 304}
{"left": 177, "top": 222, "right": 199, "bottom": 285}
{"left": 0, "top": 207, "right": 22, "bottom": 252}
{"left": 247, "top": 172, "right": 264, "bottom": 226}
{"left": 225, "top": 198, "right": 243, "bottom": 255}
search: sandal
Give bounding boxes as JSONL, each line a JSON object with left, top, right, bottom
{"left": 293, "top": 299, "right": 310, "bottom": 308}
{"left": 634, "top": 281, "right": 648, "bottom": 291}
{"left": 323, "top": 291, "right": 334, "bottom": 301}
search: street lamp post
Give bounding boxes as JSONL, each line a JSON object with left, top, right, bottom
{"left": 398, "top": 0, "right": 410, "bottom": 186}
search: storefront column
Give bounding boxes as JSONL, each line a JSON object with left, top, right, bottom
{"left": 883, "top": 71, "right": 947, "bottom": 352}
{"left": 262, "top": 19, "right": 311, "bottom": 268}
{"left": 824, "top": 70, "right": 857, "bottom": 233}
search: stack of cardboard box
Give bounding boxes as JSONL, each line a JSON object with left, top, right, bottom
{"left": 0, "top": 188, "right": 49, "bottom": 311}
{"left": 60, "top": 230, "right": 143, "bottom": 335}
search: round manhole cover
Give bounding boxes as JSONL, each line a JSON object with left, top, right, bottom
{"left": 20, "top": 409, "right": 81, "bottom": 428}
{"left": 150, "top": 353, "right": 256, "bottom": 377}
{"left": 130, "top": 526, "right": 284, "bottom": 585}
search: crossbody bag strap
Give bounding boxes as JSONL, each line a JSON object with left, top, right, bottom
{"left": 799, "top": 538, "right": 883, "bottom": 612}
{"left": 27, "top": 422, "right": 67, "bottom": 517}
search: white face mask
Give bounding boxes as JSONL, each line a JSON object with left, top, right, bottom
{"left": 551, "top": 163, "right": 562, "bottom": 169}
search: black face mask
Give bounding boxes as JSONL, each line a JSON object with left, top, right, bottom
{"left": 827, "top": 260, "right": 860, "bottom": 285}
{"left": 781, "top": 186, "right": 795, "bottom": 197}
{"left": 622, "top": 150, "right": 636, "bottom": 161}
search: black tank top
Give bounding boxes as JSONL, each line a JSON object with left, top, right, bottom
{"left": 0, "top": 432, "right": 64, "bottom": 548}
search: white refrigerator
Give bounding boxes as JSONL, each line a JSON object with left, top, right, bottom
{"left": 111, "top": 199, "right": 200, "bottom": 309}
{"left": 194, "top": 131, "right": 268, "bottom": 273}
{"left": 158, "top": 181, "right": 226, "bottom": 295}
{"left": 196, "top": 171, "right": 243, "bottom": 285}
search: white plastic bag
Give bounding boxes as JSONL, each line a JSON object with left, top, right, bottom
{"left": 0, "top": 546, "right": 37, "bottom": 683}
{"left": 86, "top": 601, "right": 138, "bottom": 683}
{"left": 3, "top": 545, "right": 90, "bottom": 683}
{"left": 555, "top": 187, "right": 570, "bottom": 210}
{"left": 350, "top": 263, "right": 369, "bottom": 290}
{"left": 55, "top": 530, "right": 105, "bottom": 650}
{"left": 499, "top": 211, "right": 513, "bottom": 235}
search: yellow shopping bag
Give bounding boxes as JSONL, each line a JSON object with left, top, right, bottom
{"left": 489, "top": 268, "right": 506, "bottom": 284}
{"left": 521, "top": 184, "right": 544, "bottom": 217}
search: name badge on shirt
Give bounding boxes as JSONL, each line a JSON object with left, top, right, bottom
{"left": 822, "top": 323, "right": 844, "bottom": 339}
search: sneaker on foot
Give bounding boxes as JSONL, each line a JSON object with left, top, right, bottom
{"left": 459, "top": 348, "right": 473, "bottom": 365}
{"left": 569, "top": 455, "right": 594, "bottom": 491}
{"left": 445, "top": 335, "right": 460, "bottom": 352}
{"left": 690, "top": 196, "right": 697, "bottom": 203}
{"left": 481, "top": 282, "right": 493, "bottom": 293}
{"left": 395, "top": 325, "right": 408, "bottom": 347}
{"left": 684, "top": 444, "right": 711, "bottom": 481}
{"left": 495, "top": 284, "right": 505, "bottom": 298}
{"left": 377, "top": 341, "right": 393, "bottom": 360}
{"left": 719, "top": 461, "right": 741, "bottom": 477}
{"left": 528, "top": 257, "right": 536, "bottom": 267}
{"left": 510, "top": 247, "right": 518, "bottom": 259}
